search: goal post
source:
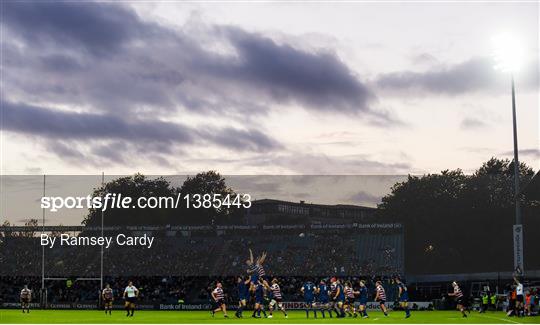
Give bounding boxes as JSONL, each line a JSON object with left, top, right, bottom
{"left": 39, "top": 174, "right": 106, "bottom": 309}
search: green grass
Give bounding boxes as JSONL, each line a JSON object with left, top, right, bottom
{"left": 1, "top": 310, "right": 538, "bottom": 324}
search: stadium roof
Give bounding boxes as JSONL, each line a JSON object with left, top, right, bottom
{"left": 522, "top": 171, "right": 540, "bottom": 201}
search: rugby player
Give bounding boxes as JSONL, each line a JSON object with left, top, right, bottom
{"left": 123, "top": 281, "right": 139, "bottom": 317}
{"left": 394, "top": 276, "right": 411, "bottom": 318}
{"left": 301, "top": 279, "right": 317, "bottom": 318}
{"left": 256, "top": 251, "right": 269, "bottom": 287}
{"left": 525, "top": 291, "right": 532, "bottom": 316}
{"left": 358, "top": 280, "right": 369, "bottom": 318}
{"left": 235, "top": 277, "right": 250, "bottom": 318}
{"left": 20, "top": 285, "right": 31, "bottom": 313}
{"left": 448, "top": 281, "right": 467, "bottom": 318}
{"left": 374, "top": 280, "right": 389, "bottom": 316}
{"left": 344, "top": 281, "right": 358, "bottom": 317}
{"left": 330, "top": 277, "right": 345, "bottom": 318}
{"left": 267, "top": 278, "right": 288, "bottom": 318}
{"left": 211, "top": 282, "right": 228, "bottom": 318}
{"left": 246, "top": 249, "right": 268, "bottom": 287}
{"left": 252, "top": 280, "right": 265, "bottom": 318}
{"left": 514, "top": 277, "right": 524, "bottom": 317}
{"left": 246, "top": 249, "right": 257, "bottom": 283}
{"left": 316, "top": 280, "right": 332, "bottom": 318}
{"left": 102, "top": 283, "right": 114, "bottom": 315}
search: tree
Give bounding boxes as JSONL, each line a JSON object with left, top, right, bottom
{"left": 377, "top": 158, "right": 538, "bottom": 274}
{"left": 0, "top": 220, "right": 11, "bottom": 244}
{"left": 179, "top": 171, "right": 242, "bottom": 225}
{"left": 82, "top": 171, "right": 244, "bottom": 226}
{"left": 82, "top": 174, "right": 177, "bottom": 226}
{"left": 18, "top": 219, "right": 39, "bottom": 238}
{"left": 50, "top": 225, "right": 64, "bottom": 237}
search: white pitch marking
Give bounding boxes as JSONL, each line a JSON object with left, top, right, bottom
{"left": 477, "top": 314, "right": 521, "bottom": 324}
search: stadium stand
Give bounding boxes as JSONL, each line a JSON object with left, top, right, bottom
{"left": 0, "top": 224, "right": 404, "bottom": 306}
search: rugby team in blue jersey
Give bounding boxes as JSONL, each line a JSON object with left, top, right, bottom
{"left": 210, "top": 250, "right": 412, "bottom": 319}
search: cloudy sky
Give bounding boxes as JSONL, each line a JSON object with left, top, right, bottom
{"left": 1, "top": 1, "right": 539, "bottom": 176}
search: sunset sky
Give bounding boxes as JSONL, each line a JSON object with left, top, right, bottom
{"left": 1, "top": 1, "right": 538, "bottom": 176}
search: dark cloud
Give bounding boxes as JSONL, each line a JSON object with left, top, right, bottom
{"left": 90, "top": 142, "right": 129, "bottom": 164}
{"left": 231, "top": 153, "right": 411, "bottom": 174}
{"left": 227, "top": 175, "right": 403, "bottom": 208}
{"left": 2, "top": 101, "right": 194, "bottom": 143}
{"left": 203, "top": 128, "right": 283, "bottom": 152}
{"left": 24, "top": 167, "right": 43, "bottom": 174}
{"left": 177, "top": 153, "right": 410, "bottom": 174}
{"left": 3, "top": 2, "right": 149, "bottom": 56}
{"left": 0, "top": 2, "right": 393, "bottom": 168}
{"left": 459, "top": 146, "right": 494, "bottom": 154}
{"left": 376, "top": 58, "right": 496, "bottom": 94}
{"left": 500, "top": 148, "right": 540, "bottom": 159}
{"left": 460, "top": 117, "right": 488, "bottom": 130}
{"left": 2, "top": 2, "right": 381, "bottom": 118}
{"left": 410, "top": 53, "right": 439, "bottom": 66}
{"left": 519, "top": 149, "right": 540, "bottom": 158}
{"left": 219, "top": 27, "right": 376, "bottom": 114}
{"left": 1, "top": 100, "right": 281, "bottom": 165}
{"left": 47, "top": 141, "right": 89, "bottom": 161}
{"left": 39, "top": 54, "right": 84, "bottom": 73}
{"left": 348, "top": 190, "right": 382, "bottom": 205}
{"left": 376, "top": 57, "right": 538, "bottom": 95}
{"left": 226, "top": 177, "right": 283, "bottom": 197}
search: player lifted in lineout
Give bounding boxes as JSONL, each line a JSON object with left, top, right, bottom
{"left": 20, "top": 285, "right": 31, "bottom": 314}
{"left": 246, "top": 248, "right": 268, "bottom": 288}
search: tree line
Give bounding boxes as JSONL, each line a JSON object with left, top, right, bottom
{"left": 376, "top": 157, "right": 539, "bottom": 274}
{"left": 82, "top": 171, "right": 243, "bottom": 227}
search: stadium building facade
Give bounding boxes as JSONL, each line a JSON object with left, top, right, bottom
{"left": 246, "top": 199, "right": 377, "bottom": 224}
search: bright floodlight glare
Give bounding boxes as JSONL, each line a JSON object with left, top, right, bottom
{"left": 492, "top": 33, "right": 525, "bottom": 72}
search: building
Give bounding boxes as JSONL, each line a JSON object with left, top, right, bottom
{"left": 247, "top": 199, "right": 377, "bottom": 224}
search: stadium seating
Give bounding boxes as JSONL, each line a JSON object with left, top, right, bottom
{"left": 0, "top": 228, "right": 404, "bottom": 304}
